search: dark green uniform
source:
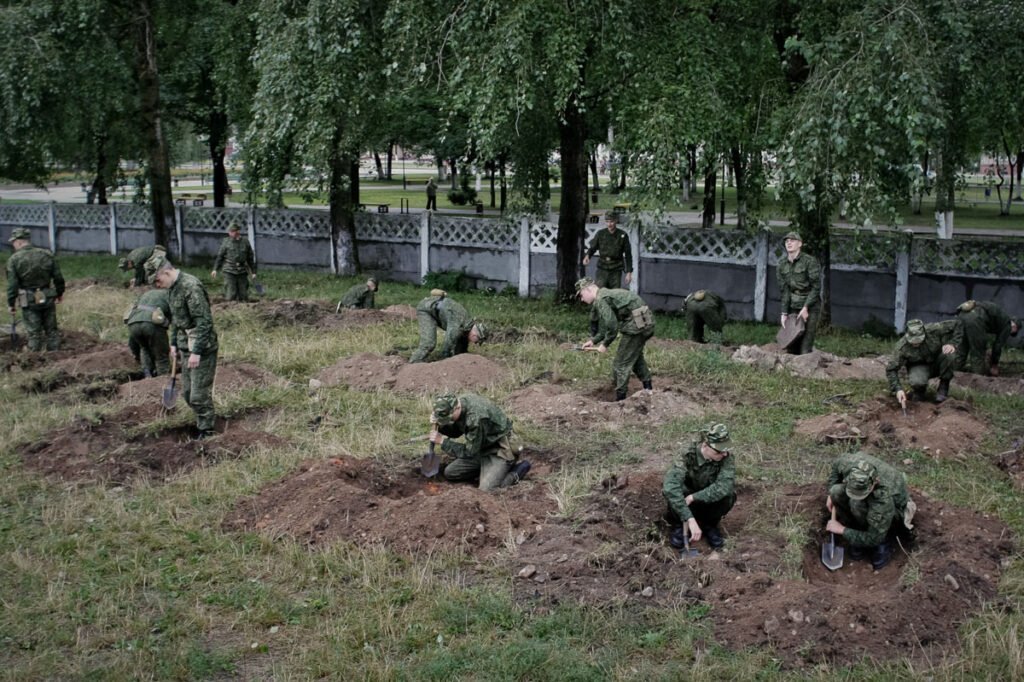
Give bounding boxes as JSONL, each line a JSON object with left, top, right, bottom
{"left": 339, "top": 283, "right": 375, "bottom": 310}
{"left": 586, "top": 227, "right": 633, "bottom": 332}
{"left": 957, "top": 301, "right": 1015, "bottom": 374}
{"left": 6, "top": 244, "right": 65, "bottom": 351}
{"left": 411, "top": 294, "right": 474, "bottom": 363}
{"left": 885, "top": 319, "right": 965, "bottom": 396}
{"left": 213, "top": 235, "right": 256, "bottom": 301}
{"left": 438, "top": 393, "right": 520, "bottom": 491}
{"left": 828, "top": 452, "right": 911, "bottom": 548}
{"left": 777, "top": 251, "right": 821, "bottom": 354}
{"left": 663, "top": 439, "right": 736, "bottom": 527}
{"left": 591, "top": 288, "right": 654, "bottom": 397}
{"left": 167, "top": 271, "right": 219, "bottom": 433}
{"left": 123, "top": 245, "right": 160, "bottom": 286}
{"left": 125, "top": 289, "right": 171, "bottom": 376}
{"left": 682, "top": 290, "right": 727, "bottom": 343}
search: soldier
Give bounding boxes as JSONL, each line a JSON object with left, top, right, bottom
{"left": 425, "top": 178, "right": 438, "bottom": 211}
{"left": 682, "top": 289, "right": 727, "bottom": 343}
{"left": 886, "top": 318, "right": 965, "bottom": 405}
{"left": 582, "top": 213, "right": 633, "bottom": 335}
{"left": 118, "top": 244, "right": 165, "bottom": 287}
{"left": 211, "top": 222, "right": 256, "bottom": 301}
{"left": 337, "top": 277, "right": 378, "bottom": 311}
{"left": 6, "top": 227, "right": 65, "bottom": 351}
{"left": 147, "top": 254, "right": 219, "bottom": 439}
{"left": 826, "top": 452, "right": 916, "bottom": 570}
{"left": 663, "top": 423, "right": 736, "bottom": 549}
{"left": 777, "top": 231, "right": 821, "bottom": 354}
{"left": 956, "top": 300, "right": 1019, "bottom": 376}
{"left": 125, "top": 288, "right": 172, "bottom": 377}
{"left": 576, "top": 278, "right": 654, "bottom": 401}
{"left": 409, "top": 290, "right": 488, "bottom": 363}
{"left": 429, "top": 392, "right": 531, "bottom": 491}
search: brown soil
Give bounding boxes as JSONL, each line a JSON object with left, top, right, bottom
{"left": 1, "top": 330, "right": 112, "bottom": 373}
{"left": 381, "top": 304, "right": 417, "bottom": 320}
{"left": 117, "top": 362, "right": 283, "bottom": 403}
{"left": 16, "top": 346, "right": 140, "bottom": 396}
{"left": 254, "top": 299, "right": 414, "bottom": 330}
{"left": 952, "top": 371, "right": 1024, "bottom": 397}
{"left": 315, "top": 353, "right": 510, "bottom": 395}
{"left": 794, "top": 396, "right": 985, "bottom": 458}
{"left": 995, "top": 441, "right": 1024, "bottom": 490}
{"left": 732, "top": 345, "right": 889, "bottom": 381}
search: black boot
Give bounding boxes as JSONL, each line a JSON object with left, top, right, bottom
{"left": 935, "top": 379, "right": 950, "bottom": 403}
{"left": 871, "top": 542, "right": 892, "bottom": 570}
{"left": 705, "top": 526, "right": 724, "bottom": 549}
{"left": 669, "top": 527, "right": 686, "bottom": 549}
{"left": 910, "top": 387, "right": 926, "bottom": 402}
{"left": 642, "top": 380, "right": 652, "bottom": 391}
{"left": 848, "top": 544, "right": 867, "bottom": 560}
{"left": 509, "top": 459, "right": 531, "bottom": 484}
{"left": 615, "top": 389, "right": 627, "bottom": 402}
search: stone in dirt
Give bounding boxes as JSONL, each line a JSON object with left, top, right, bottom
{"left": 731, "top": 346, "right": 888, "bottom": 381}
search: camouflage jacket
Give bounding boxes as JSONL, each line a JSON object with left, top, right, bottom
{"left": 167, "top": 271, "right": 218, "bottom": 355}
{"left": 885, "top": 319, "right": 964, "bottom": 393}
{"left": 6, "top": 245, "right": 65, "bottom": 308}
{"left": 683, "top": 291, "right": 727, "bottom": 327}
{"left": 417, "top": 295, "right": 473, "bottom": 357}
{"left": 586, "top": 228, "right": 633, "bottom": 272}
{"left": 340, "top": 283, "right": 375, "bottom": 309}
{"left": 127, "top": 245, "right": 159, "bottom": 284}
{"left": 213, "top": 236, "right": 256, "bottom": 275}
{"left": 125, "top": 289, "right": 171, "bottom": 327}
{"left": 439, "top": 393, "right": 513, "bottom": 461}
{"left": 777, "top": 251, "right": 821, "bottom": 312}
{"left": 592, "top": 288, "right": 654, "bottom": 346}
{"left": 959, "top": 301, "right": 1013, "bottom": 365}
{"left": 828, "top": 452, "right": 909, "bottom": 547}
{"left": 662, "top": 439, "right": 736, "bottom": 522}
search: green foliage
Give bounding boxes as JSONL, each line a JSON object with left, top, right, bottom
{"left": 422, "top": 270, "right": 471, "bottom": 293}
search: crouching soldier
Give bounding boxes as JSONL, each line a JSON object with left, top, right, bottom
{"left": 886, "top": 318, "right": 966, "bottom": 406}
{"left": 337, "top": 276, "right": 378, "bottom": 311}
{"left": 429, "top": 392, "right": 531, "bottom": 491}
{"left": 826, "top": 452, "right": 916, "bottom": 570}
{"left": 682, "top": 290, "right": 727, "bottom": 343}
{"left": 125, "top": 288, "right": 171, "bottom": 377}
{"left": 956, "top": 300, "right": 1019, "bottom": 376}
{"left": 410, "top": 290, "right": 488, "bottom": 363}
{"left": 663, "top": 424, "right": 736, "bottom": 550}
{"left": 118, "top": 244, "right": 165, "bottom": 287}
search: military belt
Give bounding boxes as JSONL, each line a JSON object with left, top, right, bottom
{"left": 135, "top": 304, "right": 159, "bottom": 313}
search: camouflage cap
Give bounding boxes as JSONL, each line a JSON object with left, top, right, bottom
{"left": 432, "top": 393, "right": 460, "bottom": 426}
{"left": 226, "top": 220, "right": 242, "bottom": 233}
{"left": 8, "top": 227, "right": 30, "bottom": 242}
{"left": 783, "top": 231, "right": 802, "bottom": 242}
{"left": 846, "top": 460, "right": 876, "bottom": 500}
{"left": 604, "top": 212, "right": 620, "bottom": 224}
{"left": 472, "top": 321, "right": 488, "bottom": 342}
{"left": 575, "top": 277, "right": 595, "bottom": 293}
{"left": 143, "top": 252, "right": 170, "bottom": 284}
{"left": 905, "top": 319, "right": 926, "bottom": 345}
{"left": 702, "top": 423, "right": 731, "bottom": 452}
{"left": 692, "top": 290, "right": 706, "bottom": 302}
{"left": 367, "top": 276, "right": 378, "bottom": 286}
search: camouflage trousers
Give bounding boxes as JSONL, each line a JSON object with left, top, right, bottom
{"left": 181, "top": 351, "right": 218, "bottom": 432}
{"left": 784, "top": 303, "right": 820, "bottom": 355}
{"left": 685, "top": 304, "right": 725, "bottom": 343}
{"left": 20, "top": 302, "right": 59, "bottom": 351}
{"left": 590, "top": 267, "right": 624, "bottom": 332}
{"left": 906, "top": 350, "right": 964, "bottom": 391}
{"left": 128, "top": 322, "right": 170, "bottom": 376}
{"left": 410, "top": 311, "right": 441, "bottom": 363}
{"left": 442, "top": 436, "right": 518, "bottom": 491}
{"left": 612, "top": 327, "right": 654, "bottom": 395}
{"left": 223, "top": 272, "right": 250, "bottom": 302}
{"left": 664, "top": 493, "right": 736, "bottom": 528}
{"left": 960, "top": 312, "right": 993, "bottom": 373}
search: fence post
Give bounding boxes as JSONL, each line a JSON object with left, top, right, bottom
{"left": 329, "top": 214, "right": 338, "bottom": 275}
{"left": 174, "top": 204, "right": 185, "bottom": 262}
{"left": 420, "top": 211, "right": 430, "bottom": 281}
{"left": 894, "top": 231, "right": 912, "bottom": 333}
{"left": 109, "top": 203, "right": 118, "bottom": 255}
{"left": 753, "top": 230, "right": 769, "bottom": 322}
{"left": 47, "top": 202, "right": 57, "bottom": 252}
{"left": 247, "top": 204, "right": 257, "bottom": 265}
{"left": 518, "top": 218, "right": 531, "bottom": 297}
{"left": 628, "top": 223, "right": 640, "bottom": 294}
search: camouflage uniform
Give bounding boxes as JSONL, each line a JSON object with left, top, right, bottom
{"left": 957, "top": 300, "right": 1016, "bottom": 374}
{"left": 339, "top": 283, "right": 375, "bottom": 310}
{"left": 6, "top": 232, "right": 65, "bottom": 351}
{"left": 585, "top": 227, "right": 632, "bottom": 333}
{"left": 828, "top": 452, "right": 913, "bottom": 549}
{"left": 777, "top": 250, "right": 822, "bottom": 354}
{"left": 885, "top": 319, "right": 965, "bottom": 398}
{"left": 213, "top": 232, "right": 256, "bottom": 301}
{"left": 165, "top": 270, "right": 219, "bottom": 433}
{"left": 125, "top": 289, "right": 171, "bottom": 376}
{"left": 591, "top": 287, "right": 654, "bottom": 398}
{"left": 663, "top": 431, "right": 736, "bottom": 534}
{"left": 434, "top": 393, "right": 522, "bottom": 491}
{"left": 410, "top": 294, "right": 475, "bottom": 363}
{"left": 120, "top": 245, "right": 162, "bottom": 286}
{"left": 682, "top": 290, "right": 727, "bottom": 343}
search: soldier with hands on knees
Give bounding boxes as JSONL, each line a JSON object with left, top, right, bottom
{"left": 118, "top": 244, "right": 165, "bottom": 288}
{"left": 338, "top": 277, "right": 378, "bottom": 311}
{"left": 956, "top": 300, "right": 1019, "bottom": 376}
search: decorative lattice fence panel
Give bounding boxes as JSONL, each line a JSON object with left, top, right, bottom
{"left": 0, "top": 204, "right": 50, "bottom": 226}
{"left": 355, "top": 213, "right": 420, "bottom": 242}
{"left": 530, "top": 222, "right": 603, "bottom": 253}
{"left": 643, "top": 226, "right": 757, "bottom": 264}
{"left": 912, "top": 238, "right": 1024, "bottom": 279}
{"left": 830, "top": 233, "right": 900, "bottom": 272}
{"left": 116, "top": 204, "right": 154, "bottom": 229}
{"left": 183, "top": 207, "right": 249, "bottom": 234}
{"left": 255, "top": 209, "right": 330, "bottom": 240}
{"left": 54, "top": 205, "right": 110, "bottom": 230}
{"left": 433, "top": 216, "right": 518, "bottom": 249}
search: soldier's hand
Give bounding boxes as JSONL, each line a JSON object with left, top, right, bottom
{"left": 129, "top": 278, "right": 137, "bottom": 288}
{"left": 188, "top": 353, "right": 201, "bottom": 369}
{"left": 625, "top": 272, "right": 633, "bottom": 285}
{"left": 55, "top": 297, "right": 62, "bottom": 304}
{"left": 780, "top": 313, "right": 787, "bottom": 326}
{"left": 687, "top": 518, "right": 702, "bottom": 543}
{"left": 582, "top": 255, "right": 590, "bottom": 266}
{"left": 798, "top": 306, "right": 809, "bottom": 322}
{"left": 428, "top": 429, "right": 444, "bottom": 445}
{"left": 826, "top": 519, "right": 845, "bottom": 535}
{"left": 941, "top": 343, "right": 956, "bottom": 355}
{"left": 684, "top": 494, "right": 694, "bottom": 506}
{"left": 896, "top": 390, "right": 907, "bottom": 409}
{"left": 250, "top": 273, "right": 257, "bottom": 280}
{"left": 169, "top": 346, "right": 177, "bottom": 359}
{"left": 595, "top": 344, "right": 607, "bottom": 353}
{"left": 581, "top": 340, "right": 594, "bottom": 350}
{"left": 210, "top": 270, "right": 217, "bottom": 279}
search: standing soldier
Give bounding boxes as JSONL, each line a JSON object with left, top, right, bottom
{"left": 211, "top": 222, "right": 256, "bottom": 301}
{"left": 337, "top": 277, "right": 378, "bottom": 311}
{"left": 886, "top": 318, "right": 965, "bottom": 405}
{"left": 956, "top": 300, "right": 1019, "bottom": 376}
{"left": 425, "top": 178, "right": 438, "bottom": 211}
{"left": 777, "top": 231, "right": 821, "bottom": 354}
{"left": 125, "top": 288, "right": 171, "bottom": 377}
{"left": 582, "top": 213, "right": 633, "bottom": 335}
{"left": 147, "top": 254, "right": 219, "bottom": 439}
{"left": 663, "top": 424, "right": 736, "bottom": 549}
{"left": 576, "top": 278, "right": 654, "bottom": 401}
{"left": 6, "top": 227, "right": 65, "bottom": 351}
{"left": 410, "top": 290, "right": 488, "bottom": 363}
{"left": 118, "top": 244, "right": 165, "bottom": 287}
{"left": 682, "top": 289, "right": 727, "bottom": 343}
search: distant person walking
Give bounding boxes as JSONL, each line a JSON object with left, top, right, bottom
{"left": 426, "top": 178, "right": 438, "bottom": 211}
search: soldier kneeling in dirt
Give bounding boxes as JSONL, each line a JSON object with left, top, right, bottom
{"left": 429, "top": 392, "right": 531, "bottom": 491}
{"left": 337, "top": 276, "right": 378, "bottom": 311}
{"left": 663, "top": 424, "right": 735, "bottom": 550}
{"left": 955, "top": 300, "right": 1019, "bottom": 377}
{"left": 826, "top": 452, "right": 916, "bottom": 571}
{"left": 682, "top": 289, "right": 727, "bottom": 344}
{"left": 886, "top": 318, "right": 966, "bottom": 406}
{"left": 410, "top": 290, "right": 488, "bottom": 363}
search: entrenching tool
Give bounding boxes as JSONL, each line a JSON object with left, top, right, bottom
{"left": 821, "top": 507, "right": 845, "bottom": 571}
{"left": 420, "top": 440, "right": 441, "bottom": 478}
{"left": 254, "top": 280, "right": 265, "bottom": 296}
{"left": 161, "top": 352, "right": 179, "bottom": 410}
{"left": 9, "top": 316, "right": 16, "bottom": 345}
{"left": 680, "top": 526, "right": 700, "bottom": 559}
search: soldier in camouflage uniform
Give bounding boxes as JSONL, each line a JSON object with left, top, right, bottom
{"left": 6, "top": 227, "right": 65, "bottom": 351}
{"left": 886, "top": 318, "right": 965, "bottom": 405}
{"left": 577, "top": 278, "right": 654, "bottom": 401}
{"left": 118, "top": 244, "right": 165, "bottom": 287}
{"left": 125, "top": 288, "right": 172, "bottom": 377}
{"left": 410, "top": 290, "right": 488, "bottom": 363}
{"left": 663, "top": 423, "right": 736, "bottom": 549}
{"left": 429, "top": 392, "right": 531, "bottom": 491}
{"left": 682, "top": 290, "right": 727, "bottom": 343}
{"left": 826, "top": 452, "right": 916, "bottom": 570}
{"left": 776, "top": 231, "right": 821, "bottom": 354}
{"left": 211, "top": 223, "right": 256, "bottom": 301}
{"left": 956, "top": 300, "right": 1019, "bottom": 376}
{"left": 337, "top": 277, "right": 378, "bottom": 310}
{"left": 147, "top": 254, "right": 219, "bottom": 439}
{"left": 582, "top": 213, "right": 633, "bottom": 335}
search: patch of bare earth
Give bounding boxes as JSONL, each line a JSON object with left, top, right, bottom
{"left": 250, "top": 299, "right": 414, "bottom": 330}
{"left": 952, "top": 371, "right": 1024, "bottom": 397}
{"left": 117, "top": 361, "right": 284, "bottom": 403}
{"left": 315, "top": 353, "right": 510, "bottom": 394}
{"left": 995, "top": 441, "right": 1024, "bottom": 490}
{"left": 732, "top": 345, "right": 889, "bottom": 381}
{"left": 1, "top": 330, "right": 112, "bottom": 373}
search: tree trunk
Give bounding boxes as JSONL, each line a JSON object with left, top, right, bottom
{"left": 208, "top": 109, "right": 229, "bottom": 207}
{"left": 589, "top": 150, "right": 600, "bottom": 192}
{"left": 386, "top": 142, "right": 394, "bottom": 181}
{"left": 617, "top": 153, "right": 628, "bottom": 191}
{"left": 933, "top": 149, "right": 955, "bottom": 239}
{"left": 449, "top": 158, "right": 458, "bottom": 190}
{"left": 701, "top": 167, "right": 716, "bottom": 229}
{"left": 134, "top": 0, "right": 173, "bottom": 247}
{"left": 1002, "top": 138, "right": 1017, "bottom": 215}
{"left": 688, "top": 146, "right": 698, "bottom": 197}
{"left": 555, "top": 98, "right": 589, "bottom": 303}
{"left": 436, "top": 156, "right": 447, "bottom": 182}
{"left": 499, "top": 155, "right": 507, "bottom": 212}
{"left": 912, "top": 151, "right": 929, "bottom": 214}
{"left": 993, "top": 151, "right": 1008, "bottom": 215}
{"left": 731, "top": 147, "right": 747, "bottom": 230}
{"left": 373, "top": 151, "right": 384, "bottom": 181}
{"left": 680, "top": 151, "right": 690, "bottom": 203}
{"left": 91, "top": 139, "right": 108, "bottom": 205}
{"left": 328, "top": 133, "right": 359, "bottom": 276}
{"left": 488, "top": 161, "right": 496, "bottom": 208}
{"left": 1015, "top": 149, "right": 1023, "bottom": 200}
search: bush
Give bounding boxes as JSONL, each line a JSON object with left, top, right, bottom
{"left": 446, "top": 175, "right": 478, "bottom": 206}
{"left": 423, "top": 270, "right": 472, "bottom": 292}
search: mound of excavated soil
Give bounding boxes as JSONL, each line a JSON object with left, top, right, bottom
{"left": 16, "top": 346, "right": 140, "bottom": 395}
{"left": 224, "top": 454, "right": 557, "bottom": 555}
{"left": 732, "top": 346, "right": 888, "bottom": 381}
{"left": 381, "top": 304, "right": 417, "bottom": 320}
{"left": 1, "top": 330, "right": 112, "bottom": 373}
{"left": 996, "top": 444, "right": 1024, "bottom": 490}
{"left": 117, "top": 362, "right": 282, "bottom": 403}
{"left": 315, "top": 353, "right": 510, "bottom": 395}
{"left": 952, "top": 371, "right": 1024, "bottom": 397}
{"left": 794, "top": 396, "right": 985, "bottom": 458}
{"left": 316, "top": 353, "right": 405, "bottom": 390}
{"left": 254, "top": 299, "right": 412, "bottom": 330}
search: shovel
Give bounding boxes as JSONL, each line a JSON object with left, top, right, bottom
{"left": 420, "top": 440, "right": 441, "bottom": 478}
{"left": 821, "top": 507, "right": 845, "bottom": 571}
{"left": 161, "top": 352, "right": 179, "bottom": 409}
{"left": 679, "top": 526, "right": 700, "bottom": 559}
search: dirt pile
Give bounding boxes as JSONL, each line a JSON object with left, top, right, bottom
{"left": 256, "top": 300, "right": 413, "bottom": 330}
{"left": 381, "top": 304, "right": 417, "bottom": 320}
{"left": 952, "top": 371, "right": 1024, "bottom": 397}
{"left": 995, "top": 441, "right": 1024, "bottom": 490}
{"left": 731, "top": 346, "right": 888, "bottom": 381}
{"left": 117, "top": 362, "right": 282, "bottom": 403}
{"left": 315, "top": 353, "right": 510, "bottom": 394}
{"left": 1, "top": 330, "right": 112, "bottom": 373}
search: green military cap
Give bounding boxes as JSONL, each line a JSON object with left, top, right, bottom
{"left": 8, "top": 227, "right": 31, "bottom": 242}
{"left": 604, "top": 212, "right": 620, "bottom": 224}
{"left": 783, "top": 231, "right": 802, "bottom": 242}
{"left": 472, "top": 321, "right": 489, "bottom": 342}
{"left": 143, "top": 252, "right": 169, "bottom": 284}
{"left": 702, "top": 423, "right": 731, "bottom": 452}
{"left": 904, "top": 319, "right": 926, "bottom": 345}
{"left": 432, "top": 393, "right": 460, "bottom": 426}
{"left": 118, "top": 257, "right": 131, "bottom": 271}
{"left": 575, "top": 277, "right": 595, "bottom": 292}
{"left": 226, "top": 220, "right": 242, "bottom": 233}
{"left": 846, "top": 460, "right": 876, "bottom": 500}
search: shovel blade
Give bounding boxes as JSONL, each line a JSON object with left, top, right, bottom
{"left": 821, "top": 537, "right": 845, "bottom": 571}
{"left": 161, "top": 378, "right": 178, "bottom": 410}
{"left": 420, "top": 441, "right": 440, "bottom": 478}
{"left": 254, "top": 282, "right": 265, "bottom": 295}
{"left": 679, "top": 534, "right": 700, "bottom": 559}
